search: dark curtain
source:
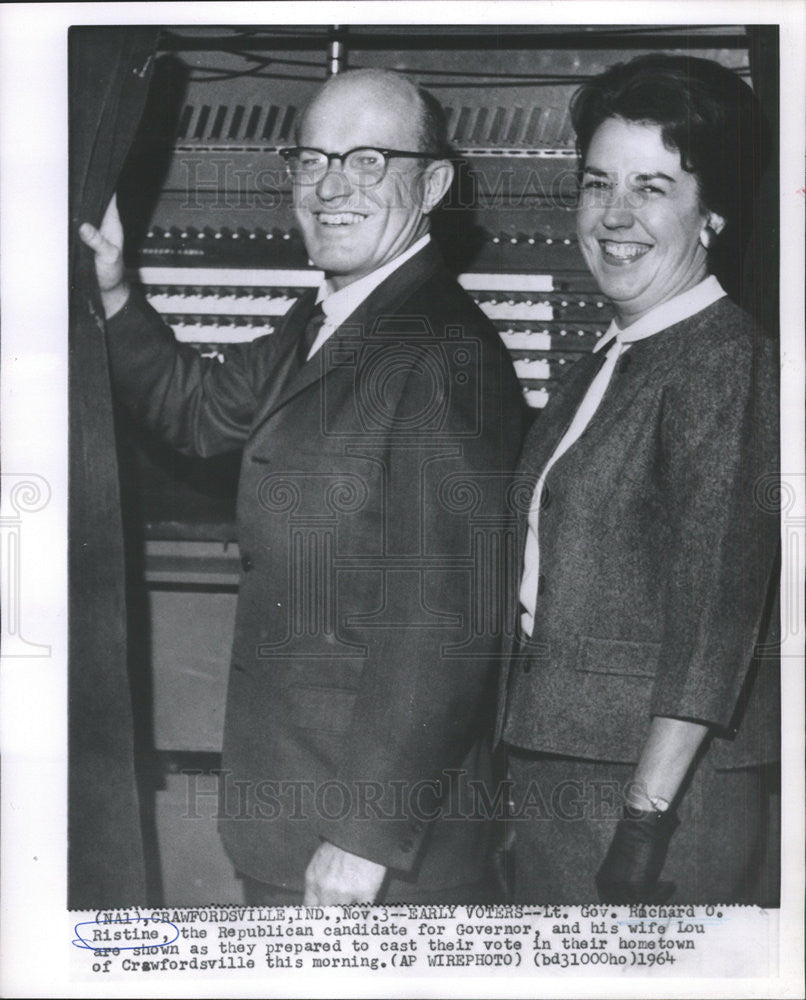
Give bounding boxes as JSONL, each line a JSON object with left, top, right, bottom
{"left": 744, "top": 26, "right": 780, "bottom": 337}
{"left": 68, "top": 26, "right": 159, "bottom": 909}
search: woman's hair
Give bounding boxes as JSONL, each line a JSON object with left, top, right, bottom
{"left": 570, "top": 54, "right": 771, "bottom": 246}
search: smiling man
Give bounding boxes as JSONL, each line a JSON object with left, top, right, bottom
{"left": 79, "top": 68, "right": 525, "bottom": 906}
{"left": 288, "top": 70, "right": 443, "bottom": 288}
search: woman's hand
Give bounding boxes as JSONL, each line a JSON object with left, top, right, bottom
{"left": 596, "top": 715, "right": 709, "bottom": 903}
{"left": 595, "top": 805, "right": 678, "bottom": 903}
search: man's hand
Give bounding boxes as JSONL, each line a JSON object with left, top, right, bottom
{"left": 304, "top": 842, "right": 386, "bottom": 905}
{"left": 78, "top": 194, "right": 130, "bottom": 318}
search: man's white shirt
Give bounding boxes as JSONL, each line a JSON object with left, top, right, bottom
{"left": 304, "top": 234, "right": 431, "bottom": 360}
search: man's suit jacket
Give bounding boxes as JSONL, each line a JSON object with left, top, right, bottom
{"left": 107, "top": 242, "right": 526, "bottom": 895}
{"left": 495, "top": 296, "right": 780, "bottom": 769}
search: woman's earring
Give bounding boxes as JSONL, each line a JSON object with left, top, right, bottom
{"left": 699, "top": 225, "right": 717, "bottom": 250}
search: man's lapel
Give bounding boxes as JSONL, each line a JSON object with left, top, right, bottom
{"left": 250, "top": 243, "right": 444, "bottom": 434}
{"left": 252, "top": 287, "right": 317, "bottom": 422}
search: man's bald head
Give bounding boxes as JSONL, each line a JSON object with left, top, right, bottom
{"left": 297, "top": 68, "right": 448, "bottom": 158}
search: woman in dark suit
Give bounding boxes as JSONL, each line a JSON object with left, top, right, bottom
{"left": 496, "top": 54, "right": 779, "bottom": 904}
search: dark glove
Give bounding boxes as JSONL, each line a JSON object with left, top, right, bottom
{"left": 596, "top": 804, "right": 679, "bottom": 904}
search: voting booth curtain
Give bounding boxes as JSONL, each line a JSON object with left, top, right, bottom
{"left": 68, "top": 26, "right": 159, "bottom": 909}
{"left": 744, "top": 26, "right": 780, "bottom": 338}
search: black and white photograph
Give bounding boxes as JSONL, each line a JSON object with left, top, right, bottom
{"left": 1, "top": 3, "right": 804, "bottom": 997}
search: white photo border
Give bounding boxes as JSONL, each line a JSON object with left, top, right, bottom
{"left": 1, "top": 2, "right": 803, "bottom": 998}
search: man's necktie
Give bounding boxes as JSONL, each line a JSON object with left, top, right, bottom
{"left": 296, "top": 302, "right": 327, "bottom": 367}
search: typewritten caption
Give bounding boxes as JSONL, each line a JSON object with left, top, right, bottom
{"left": 71, "top": 904, "right": 778, "bottom": 980}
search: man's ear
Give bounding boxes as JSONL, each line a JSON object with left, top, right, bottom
{"left": 707, "top": 211, "right": 726, "bottom": 236}
{"left": 418, "top": 159, "right": 454, "bottom": 213}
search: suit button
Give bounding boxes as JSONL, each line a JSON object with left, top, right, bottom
{"left": 537, "top": 574, "right": 545, "bottom": 595}
{"left": 400, "top": 838, "right": 414, "bottom": 853}
{"left": 241, "top": 553, "right": 253, "bottom": 572}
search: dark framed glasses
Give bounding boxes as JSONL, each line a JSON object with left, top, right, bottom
{"left": 279, "top": 146, "right": 441, "bottom": 187}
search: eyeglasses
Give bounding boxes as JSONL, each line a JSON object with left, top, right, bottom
{"left": 278, "top": 146, "right": 441, "bottom": 187}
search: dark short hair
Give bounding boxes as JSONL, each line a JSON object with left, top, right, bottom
{"left": 570, "top": 54, "right": 771, "bottom": 242}
{"left": 417, "top": 84, "right": 452, "bottom": 160}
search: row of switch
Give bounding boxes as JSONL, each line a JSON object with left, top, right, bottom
{"left": 160, "top": 317, "right": 604, "bottom": 348}
{"left": 143, "top": 226, "right": 580, "bottom": 249}
{"left": 175, "top": 98, "right": 577, "bottom": 152}
{"left": 476, "top": 301, "right": 553, "bottom": 321}
{"left": 146, "top": 226, "right": 300, "bottom": 242}
{"left": 481, "top": 297, "right": 606, "bottom": 307}
{"left": 139, "top": 267, "right": 591, "bottom": 298}
{"left": 170, "top": 320, "right": 276, "bottom": 343}
{"left": 490, "top": 234, "right": 575, "bottom": 246}
{"left": 144, "top": 285, "right": 301, "bottom": 297}
{"left": 146, "top": 291, "right": 296, "bottom": 316}
{"left": 145, "top": 290, "right": 603, "bottom": 312}
{"left": 477, "top": 299, "right": 605, "bottom": 320}
{"left": 499, "top": 329, "right": 605, "bottom": 349}
{"left": 170, "top": 327, "right": 600, "bottom": 351}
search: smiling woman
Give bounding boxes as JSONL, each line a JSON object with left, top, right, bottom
{"left": 570, "top": 53, "right": 769, "bottom": 316}
{"left": 576, "top": 118, "right": 723, "bottom": 325}
{"left": 497, "top": 54, "right": 780, "bottom": 905}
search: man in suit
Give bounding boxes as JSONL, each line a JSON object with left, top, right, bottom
{"left": 80, "top": 68, "right": 525, "bottom": 905}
